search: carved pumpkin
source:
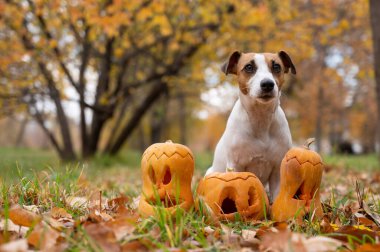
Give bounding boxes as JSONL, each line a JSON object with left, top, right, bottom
{"left": 197, "top": 170, "right": 269, "bottom": 221}
{"left": 138, "top": 140, "right": 195, "bottom": 217}
{"left": 271, "top": 139, "right": 324, "bottom": 222}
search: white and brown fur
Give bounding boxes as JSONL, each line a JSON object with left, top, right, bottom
{"left": 205, "top": 51, "right": 296, "bottom": 200}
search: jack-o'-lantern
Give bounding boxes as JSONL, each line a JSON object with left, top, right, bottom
{"left": 197, "top": 169, "right": 269, "bottom": 221}
{"left": 271, "top": 138, "right": 324, "bottom": 222}
{"left": 138, "top": 140, "right": 194, "bottom": 217}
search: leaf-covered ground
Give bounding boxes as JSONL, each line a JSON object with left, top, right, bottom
{"left": 1, "top": 160, "right": 380, "bottom": 251}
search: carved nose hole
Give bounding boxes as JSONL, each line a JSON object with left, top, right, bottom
{"left": 248, "top": 187, "right": 255, "bottom": 206}
{"left": 148, "top": 165, "right": 156, "bottom": 184}
{"left": 221, "top": 198, "right": 237, "bottom": 214}
{"left": 163, "top": 166, "right": 171, "bottom": 185}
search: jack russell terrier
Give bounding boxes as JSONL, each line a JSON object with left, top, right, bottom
{"left": 206, "top": 50, "right": 296, "bottom": 201}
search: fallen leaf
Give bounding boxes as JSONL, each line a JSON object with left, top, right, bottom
{"left": 108, "top": 196, "right": 129, "bottom": 209}
{"left": 9, "top": 205, "right": 42, "bottom": 227}
{"left": 240, "top": 229, "right": 260, "bottom": 249}
{"left": 320, "top": 216, "right": 335, "bottom": 233}
{"left": 355, "top": 243, "right": 380, "bottom": 252}
{"left": 303, "top": 236, "right": 343, "bottom": 252}
{"left": 105, "top": 216, "right": 136, "bottom": 241}
{"left": 260, "top": 231, "right": 307, "bottom": 252}
{"left": 0, "top": 219, "right": 29, "bottom": 236}
{"left": 66, "top": 196, "right": 88, "bottom": 209}
{"left": 27, "top": 221, "right": 60, "bottom": 250}
{"left": 22, "top": 205, "right": 40, "bottom": 214}
{"left": 329, "top": 225, "right": 379, "bottom": 243}
{"left": 221, "top": 224, "right": 240, "bottom": 246}
{"left": 121, "top": 240, "right": 149, "bottom": 251}
{"left": 51, "top": 207, "right": 72, "bottom": 219}
{"left": 0, "top": 239, "right": 28, "bottom": 252}
{"left": 88, "top": 210, "right": 114, "bottom": 223}
{"left": 84, "top": 222, "right": 121, "bottom": 252}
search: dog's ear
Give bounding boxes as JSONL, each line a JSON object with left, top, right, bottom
{"left": 278, "top": 51, "right": 296, "bottom": 74}
{"left": 221, "top": 51, "right": 241, "bottom": 75}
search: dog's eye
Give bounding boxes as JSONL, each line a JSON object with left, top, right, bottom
{"left": 244, "top": 64, "right": 255, "bottom": 73}
{"left": 272, "top": 63, "right": 281, "bottom": 73}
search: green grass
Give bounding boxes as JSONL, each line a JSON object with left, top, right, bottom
{"left": 323, "top": 154, "right": 379, "bottom": 172}
{"left": 1, "top": 147, "right": 379, "bottom": 250}
{"left": 0, "top": 147, "right": 215, "bottom": 181}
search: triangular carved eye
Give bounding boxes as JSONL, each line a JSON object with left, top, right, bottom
{"left": 163, "top": 166, "right": 171, "bottom": 185}
{"left": 148, "top": 165, "right": 156, "bottom": 184}
{"left": 248, "top": 187, "right": 256, "bottom": 206}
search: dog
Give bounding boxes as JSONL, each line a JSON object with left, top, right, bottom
{"left": 205, "top": 50, "right": 296, "bottom": 201}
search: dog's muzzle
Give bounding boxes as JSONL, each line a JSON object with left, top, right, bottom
{"left": 260, "top": 79, "right": 275, "bottom": 93}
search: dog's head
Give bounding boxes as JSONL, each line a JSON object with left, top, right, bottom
{"left": 222, "top": 51, "right": 296, "bottom": 103}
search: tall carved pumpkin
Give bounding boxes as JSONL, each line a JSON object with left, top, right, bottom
{"left": 197, "top": 170, "right": 269, "bottom": 221}
{"left": 138, "top": 140, "right": 194, "bottom": 217}
{"left": 271, "top": 139, "right": 324, "bottom": 222}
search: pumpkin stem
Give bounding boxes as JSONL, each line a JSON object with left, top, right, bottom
{"left": 226, "top": 167, "right": 235, "bottom": 172}
{"left": 165, "top": 140, "right": 173, "bottom": 144}
{"left": 303, "top": 138, "right": 315, "bottom": 149}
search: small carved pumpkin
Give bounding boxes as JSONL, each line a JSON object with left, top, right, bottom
{"left": 197, "top": 170, "right": 269, "bottom": 221}
{"left": 271, "top": 139, "right": 324, "bottom": 222}
{"left": 138, "top": 140, "right": 194, "bottom": 217}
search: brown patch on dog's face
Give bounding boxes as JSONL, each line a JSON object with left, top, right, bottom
{"left": 263, "top": 53, "right": 286, "bottom": 89}
{"left": 235, "top": 53, "right": 256, "bottom": 95}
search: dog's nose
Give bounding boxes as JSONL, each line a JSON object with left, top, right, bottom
{"left": 260, "top": 79, "right": 275, "bottom": 92}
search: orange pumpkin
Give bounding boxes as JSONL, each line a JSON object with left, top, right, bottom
{"left": 197, "top": 170, "right": 269, "bottom": 221}
{"left": 138, "top": 140, "right": 194, "bottom": 217}
{"left": 271, "top": 139, "right": 324, "bottom": 222}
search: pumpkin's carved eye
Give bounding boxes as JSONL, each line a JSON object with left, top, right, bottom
{"left": 163, "top": 166, "right": 171, "bottom": 185}
{"left": 148, "top": 165, "right": 156, "bottom": 184}
{"left": 248, "top": 187, "right": 256, "bottom": 206}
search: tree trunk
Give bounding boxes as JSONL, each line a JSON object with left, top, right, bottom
{"left": 370, "top": 0, "right": 380, "bottom": 158}
{"left": 315, "top": 82, "right": 324, "bottom": 152}
{"left": 178, "top": 92, "right": 187, "bottom": 145}
{"left": 106, "top": 81, "right": 168, "bottom": 154}
{"left": 15, "top": 116, "right": 28, "bottom": 147}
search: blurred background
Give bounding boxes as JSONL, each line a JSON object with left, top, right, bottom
{"left": 0, "top": 0, "right": 379, "bottom": 174}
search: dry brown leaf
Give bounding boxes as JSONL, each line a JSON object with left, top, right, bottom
{"left": 9, "top": 205, "right": 42, "bottom": 227}
{"left": 84, "top": 222, "right": 121, "bottom": 252}
{"left": 0, "top": 239, "right": 28, "bottom": 252}
{"left": 330, "top": 225, "right": 379, "bottom": 243}
{"left": 240, "top": 229, "right": 260, "bottom": 249}
{"left": 0, "top": 219, "right": 29, "bottom": 236}
{"left": 355, "top": 243, "right": 380, "bottom": 252}
{"left": 255, "top": 225, "right": 279, "bottom": 240}
{"left": 27, "top": 222, "right": 60, "bottom": 250}
{"left": 260, "top": 231, "right": 307, "bottom": 252}
{"left": 105, "top": 216, "right": 136, "bottom": 241}
{"left": 320, "top": 216, "right": 335, "bottom": 233}
{"left": 66, "top": 196, "right": 88, "bottom": 209}
{"left": 303, "top": 236, "right": 343, "bottom": 252}
{"left": 354, "top": 213, "right": 376, "bottom": 227}
{"left": 51, "top": 207, "right": 72, "bottom": 219}
{"left": 88, "top": 210, "right": 114, "bottom": 223}
{"left": 221, "top": 224, "right": 240, "bottom": 246}
{"left": 22, "top": 205, "right": 39, "bottom": 214}
{"left": 121, "top": 240, "right": 150, "bottom": 251}
{"left": 108, "top": 196, "right": 129, "bottom": 208}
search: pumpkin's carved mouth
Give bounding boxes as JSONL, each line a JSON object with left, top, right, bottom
{"left": 292, "top": 182, "right": 317, "bottom": 207}
{"left": 221, "top": 197, "right": 238, "bottom": 214}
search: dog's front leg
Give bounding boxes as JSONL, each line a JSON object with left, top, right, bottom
{"left": 268, "top": 167, "right": 281, "bottom": 202}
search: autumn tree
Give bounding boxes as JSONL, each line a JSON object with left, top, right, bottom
{"left": 0, "top": 0, "right": 240, "bottom": 160}
{"left": 0, "top": 0, "right": 375, "bottom": 160}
